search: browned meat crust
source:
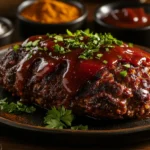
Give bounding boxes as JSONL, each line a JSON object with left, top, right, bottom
{"left": 0, "top": 34, "right": 150, "bottom": 119}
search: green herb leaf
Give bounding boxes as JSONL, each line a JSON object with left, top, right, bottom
{"left": 123, "top": 64, "right": 130, "bottom": 68}
{"left": 78, "top": 55, "right": 88, "bottom": 60}
{"left": 54, "top": 44, "right": 70, "bottom": 54}
{"left": 25, "top": 41, "right": 33, "bottom": 47}
{"left": 44, "top": 106, "right": 74, "bottom": 129}
{"left": 103, "top": 60, "right": 108, "bottom": 64}
{"left": 45, "top": 119, "right": 64, "bottom": 129}
{"left": 128, "top": 43, "right": 133, "bottom": 47}
{"left": 13, "top": 44, "right": 19, "bottom": 52}
{"left": 105, "top": 48, "right": 109, "bottom": 52}
{"left": 120, "top": 70, "right": 128, "bottom": 77}
{"left": 32, "top": 40, "right": 40, "bottom": 47}
{"left": 84, "top": 28, "right": 90, "bottom": 35}
{"left": 26, "top": 47, "right": 30, "bottom": 51}
{"left": 115, "top": 40, "right": 123, "bottom": 46}
{"left": 96, "top": 53, "right": 103, "bottom": 59}
{"left": 27, "top": 51, "right": 33, "bottom": 60}
{"left": 71, "top": 125, "right": 88, "bottom": 130}
{"left": 47, "top": 30, "right": 124, "bottom": 60}
{"left": 54, "top": 35, "right": 63, "bottom": 42}
{"left": 44, "top": 47, "right": 48, "bottom": 51}
{"left": 0, "top": 98, "right": 36, "bottom": 113}
{"left": 79, "top": 36, "right": 84, "bottom": 41}
{"left": 66, "top": 29, "right": 73, "bottom": 36}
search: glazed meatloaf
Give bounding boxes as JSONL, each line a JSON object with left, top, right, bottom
{"left": 0, "top": 30, "right": 149, "bottom": 119}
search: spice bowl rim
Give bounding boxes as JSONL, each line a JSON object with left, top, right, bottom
{"left": 17, "top": 0, "right": 88, "bottom": 26}
{"left": 94, "top": 1, "right": 150, "bottom": 31}
{"left": 0, "top": 17, "right": 14, "bottom": 39}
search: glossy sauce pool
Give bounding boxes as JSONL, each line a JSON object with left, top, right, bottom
{"left": 15, "top": 35, "right": 150, "bottom": 96}
{"left": 102, "top": 7, "right": 150, "bottom": 28}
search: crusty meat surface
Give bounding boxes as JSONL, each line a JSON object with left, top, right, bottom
{"left": 0, "top": 32, "right": 150, "bottom": 119}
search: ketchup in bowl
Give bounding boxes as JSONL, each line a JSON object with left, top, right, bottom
{"left": 102, "top": 8, "right": 150, "bottom": 28}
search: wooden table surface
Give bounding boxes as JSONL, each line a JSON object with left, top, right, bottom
{"left": 1, "top": 1, "right": 150, "bottom": 149}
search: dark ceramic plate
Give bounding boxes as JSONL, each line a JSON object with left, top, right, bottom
{"left": 0, "top": 44, "right": 150, "bottom": 146}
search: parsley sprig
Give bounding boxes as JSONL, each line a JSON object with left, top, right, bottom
{"left": 0, "top": 98, "right": 36, "bottom": 113}
{"left": 44, "top": 106, "right": 88, "bottom": 130}
{"left": 0, "top": 98, "right": 88, "bottom": 130}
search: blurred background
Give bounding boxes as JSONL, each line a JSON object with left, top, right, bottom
{"left": 0, "top": 0, "right": 149, "bottom": 18}
{"left": 0, "top": 0, "right": 150, "bottom": 46}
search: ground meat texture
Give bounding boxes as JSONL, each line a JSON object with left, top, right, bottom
{"left": 0, "top": 34, "right": 149, "bottom": 119}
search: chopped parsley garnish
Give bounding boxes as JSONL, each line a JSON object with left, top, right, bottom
{"left": 128, "top": 43, "right": 133, "bottom": 47}
{"left": 47, "top": 29, "right": 123, "bottom": 59}
{"left": 120, "top": 70, "right": 128, "bottom": 77}
{"left": 54, "top": 44, "right": 65, "bottom": 54}
{"left": 54, "top": 35, "right": 63, "bottom": 42}
{"left": 13, "top": 44, "right": 20, "bottom": 52}
{"left": 44, "top": 47, "right": 48, "bottom": 51}
{"left": 32, "top": 40, "right": 40, "bottom": 47}
{"left": 105, "top": 48, "right": 109, "bottom": 52}
{"left": 25, "top": 41, "right": 32, "bottom": 47}
{"left": 66, "top": 29, "right": 73, "bottom": 36}
{"left": 79, "top": 49, "right": 99, "bottom": 60}
{"left": 27, "top": 51, "right": 33, "bottom": 60}
{"left": 53, "top": 43, "right": 71, "bottom": 54}
{"left": 103, "top": 60, "right": 108, "bottom": 64}
{"left": 44, "top": 106, "right": 88, "bottom": 130}
{"left": 84, "top": 28, "right": 90, "bottom": 35}
{"left": 26, "top": 47, "right": 30, "bottom": 51}
{"left": 96, "top": 53, "right": 103, "bottom": 59}
{"left": 123, "top": 64, "right": 131, "bottom": 68}
{"left": 0, "top": 98, "right": 36, "bottom": 113}
{"left": 21, "top": 38, "right": 49, "bottom": 59}
{"left": 21, "top": 30, "right": 124, "bottom": 61}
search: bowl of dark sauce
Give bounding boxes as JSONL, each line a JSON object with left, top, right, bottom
{"left": 94, "top": 1, "right": 150, "bottom": 47}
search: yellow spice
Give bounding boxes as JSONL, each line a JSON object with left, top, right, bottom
{"left": 21, "top": 0, "right": 81, "bottom": 24}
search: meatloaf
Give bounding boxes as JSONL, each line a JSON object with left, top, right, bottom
{"left": 0, "top": 30, "right": 149, "bottom": 119}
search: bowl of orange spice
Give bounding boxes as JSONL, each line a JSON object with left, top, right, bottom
{"left": 17, "top": 0, "right": 87, "bottom": 38}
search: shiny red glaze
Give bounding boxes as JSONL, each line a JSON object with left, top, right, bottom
{"left": 15, "top": 35, "right": 150, "bottom": 96}
{"left": 102, "top": 8, "right": 150, "bottom": 28}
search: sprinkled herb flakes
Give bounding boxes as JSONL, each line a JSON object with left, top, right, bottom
{"left": 120, "top": 70, "right": 128, "bottom": 77}
{"left": 54, "top": 44, "right": 70, "bottom": 54}
{"left": 53, "top": 30, "right": 122, "bottom": 60}
{"left": 128, "top": 43, "right": 133, "bottom": 47}
{"left": 25, "top": 41, "right": 33, "bottom": 47}
{"left": 20, "top": 30, "right": 127, "bottom": 63}
{"left": 103, "top": 60, "right": 108, "bottom": 64}
{"left": 21, "top": 39, "right": 49, "bottom": 59}
{"left": 32, "top": 40, "right": 40, "bottom": 47}
{"left": 123, "top": 64, "right": 131, "bottom": 68}
{"left": 47, "top": 30, "right": 124, "bottom": 60}
{"left": 13, "top": 44, "right": 20, "bottom": 52}
{"left": 96, "top": 53, "right": 103, "bottom": 59}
